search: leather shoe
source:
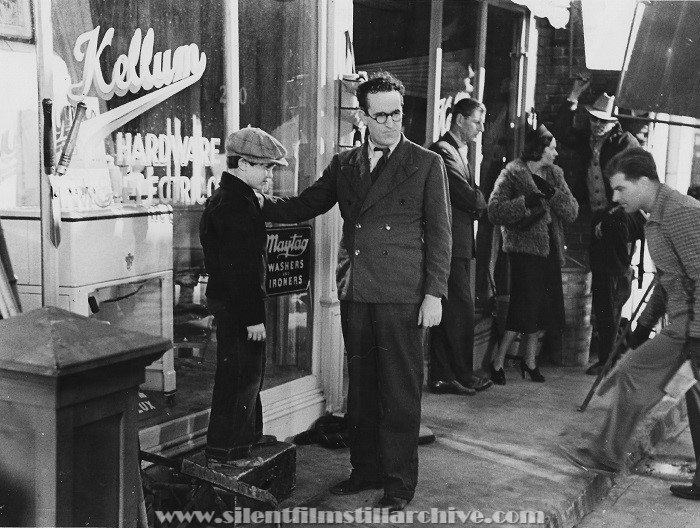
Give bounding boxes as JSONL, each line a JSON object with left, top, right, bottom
{"left": 254, "top": 434, "right": 278, "bottom": 446}
{"left": 374, "top": 495, "right": 409, "bottom": 512}
{"left": 330, "top": 478, "right": 382, "bottom": 495}
{"left": 462, "top": 375, "right": 493, "bottom": 392}
{"left": 429, "top": 380, "right": 476, "bottom": 395}
{"left": 670, "top": 484, "right": 700, "bottom": 500}
{"left": 559, "top": 445, "right": 618, "bottom": 476}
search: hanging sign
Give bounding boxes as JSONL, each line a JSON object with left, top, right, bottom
{"left": 266, "top": 226, "right": 312, "bottom": 297}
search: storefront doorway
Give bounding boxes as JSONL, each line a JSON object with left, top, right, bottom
{"left": 353, "top": 0, "right": 532, "bottom": 314}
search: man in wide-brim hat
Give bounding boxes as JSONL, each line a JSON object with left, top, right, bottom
{"left": 553, "top": 77, "right": 646, "bottom": 378}
{"left": 585, "top": 92, "right": 619, "bottom": 134}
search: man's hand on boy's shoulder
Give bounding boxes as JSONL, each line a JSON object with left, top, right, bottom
{"left": 247, "top": 323, "right": 266, "bottom": 342}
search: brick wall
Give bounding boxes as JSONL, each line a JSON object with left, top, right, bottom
{"left": 533, "top": 3, "right": 621, "bottom": 269}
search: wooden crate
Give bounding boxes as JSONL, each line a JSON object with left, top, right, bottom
{"left": 182, "top": 441, "right": 296, "bottom": 510}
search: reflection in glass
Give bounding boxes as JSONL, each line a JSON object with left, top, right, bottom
{"left": 240, "top": 0, "right": 318, "bottom": 385}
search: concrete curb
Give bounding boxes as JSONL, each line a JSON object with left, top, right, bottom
{"left": 544, "top": 397, "right": 688, "bottom": 528}
{"left": 270, "top": 371, "right": 690, "bottom": 528}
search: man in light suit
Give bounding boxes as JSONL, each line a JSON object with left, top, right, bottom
{"left": 429, "top": 98, "right": 492, "bottom": 395}
{"left": 261, "top": 71, "right": 451, "bottom": 512}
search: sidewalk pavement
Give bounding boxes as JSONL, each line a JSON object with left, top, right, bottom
{"left": 278, "top": 363, "right": 689, "bottom": 527}
{"left": 577, "top": 425, "right": 698, "bottom": 527}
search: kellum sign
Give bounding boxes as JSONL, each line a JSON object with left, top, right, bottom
{"left": 266, "top": 226, "right": 312, "bottom": 297}
{"left": 61, "top": 25, "right": 218, "bottom": 206}
{"left": 69, "top": 26, "right": 207, "bottom": 102}
{"left": 65, "top": 26, "right": 208, "bottom": 164}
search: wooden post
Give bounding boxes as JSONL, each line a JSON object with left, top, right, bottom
{"left": 0, "top": 307, "right": 170, "bottom": 527}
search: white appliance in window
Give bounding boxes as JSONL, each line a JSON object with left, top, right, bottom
{"left": 0, "top": 205, "right": 175, "bottom": 394}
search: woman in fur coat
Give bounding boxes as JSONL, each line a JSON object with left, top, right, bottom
{"left": 487, "top": 125, "right": 578, "bottom": 384}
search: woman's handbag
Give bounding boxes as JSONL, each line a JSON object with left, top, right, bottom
{"left": 487, "top": 269, "right": 509, "bottom": 338}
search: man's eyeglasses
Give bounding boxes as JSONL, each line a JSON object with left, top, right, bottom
{"left": 364, "top": 109, "right": 403, "bottom": 124}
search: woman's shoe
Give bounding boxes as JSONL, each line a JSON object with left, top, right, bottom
{"left": 489, "top": 362, "right": 506, "bottom": 385}
{"left": 520, "top": 359, "right": 545, "bottom": 382}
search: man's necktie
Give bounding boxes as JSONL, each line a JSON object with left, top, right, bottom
{"left": 371, "top": 147, "right": 390, "bottom": 183}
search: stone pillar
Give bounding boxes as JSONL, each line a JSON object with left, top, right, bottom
{"left": 0, "top": 307, "right": 170, "bottom": 527}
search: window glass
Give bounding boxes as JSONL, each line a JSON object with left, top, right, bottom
{"left": 0, "top": 41, "right": 39, "bottom": 209}
{"left": 438, "top": 0, "right": 479, "bottom": 136}
{"left": 2, "top": 0, "right": 317, "bottom": 394}
{"left": 239, "top": 0, "right": 318, "bottom": 384}
{"left": 50, "top": 0, "right": 226, "bottom": 208}
{"left": 38, "top": 0, "right": 315, "bottom": 392}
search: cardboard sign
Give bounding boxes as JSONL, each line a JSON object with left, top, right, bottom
{"left": 266, "top": 226, "right": 311, "bottom": 297}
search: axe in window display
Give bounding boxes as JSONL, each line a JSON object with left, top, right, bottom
{"left": 41, "top": 100, "right": 88, "bottom": 248}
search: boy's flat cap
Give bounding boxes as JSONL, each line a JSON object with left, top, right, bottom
{"left": 225, "top": 126, "right": 288, "bottom": 166}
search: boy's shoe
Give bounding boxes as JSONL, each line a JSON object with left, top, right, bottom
{"left": 254, "top": 434, "right": 278, "bottom": 446}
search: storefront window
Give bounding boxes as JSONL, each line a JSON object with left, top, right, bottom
{"left": 1, "top": 0, "right": 318, "bottom": 399}
{"left": 438, "top": 0, "right": 480, "bottom": 136}
{"left": 47, "top": 1, "right": 226, "bottom": 207}
{"left": 0, "top": 40, "right": 39, "bottom": 209}
{"left": 239, "top": 0, "right": 318, "bottom": 385}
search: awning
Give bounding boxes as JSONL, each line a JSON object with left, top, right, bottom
{"left": 510, "top": 0, "right": 570, "bottom": 28}
{"left": 580, "top": 0, "right": 637, "bottom": 71}
{"left": 617, "top": 1, "right": 700, "bottom": 120}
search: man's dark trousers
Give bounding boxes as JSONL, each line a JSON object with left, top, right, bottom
{"left": 430, "top": 258, "right": 475, "bottom": 383}
{"left": 591, "top": 270, "right": 632, "bottom": 364}
{"left": 206, "top": 308, "right": 265, "bottom": 460}
{"left": 340, "top": 301, "right": 424, "bottom": 501}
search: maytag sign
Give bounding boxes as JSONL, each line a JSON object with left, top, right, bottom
{"left": 266, "top": 226, "right": 312, "bottom": 297}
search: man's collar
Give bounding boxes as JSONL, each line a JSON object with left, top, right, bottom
{"left": 448, "top": 130, "right": 468, "bottom": 149}
{"left": 647, "top": 183, "right": 670, "bottom": 223}
{"left": 368, "top": 135, "right": 401, "bottom": 156}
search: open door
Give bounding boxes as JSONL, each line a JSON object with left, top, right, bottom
{"left": 474, "top": 1, "right": 530, "bottom": 312}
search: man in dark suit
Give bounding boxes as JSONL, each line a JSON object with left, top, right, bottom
{"left": 429, "top": 98, "right": 492, "bottom": 395}
{"left": 261, "top": 72, "right": 451, "bottom": 512}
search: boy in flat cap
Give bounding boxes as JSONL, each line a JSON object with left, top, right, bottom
{"left": 199, "top": 126, "right": 287, "bottom": 466}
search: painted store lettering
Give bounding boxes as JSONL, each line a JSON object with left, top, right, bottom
{"left": 115, "top": 132, "right": 221, "bottom": 167}
{"left": 69, "top": 26, "right": 207, "bottom": 102}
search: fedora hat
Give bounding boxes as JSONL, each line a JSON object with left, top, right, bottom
{"left": 585, "top": 93, "right": 618, "bottom": 121}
